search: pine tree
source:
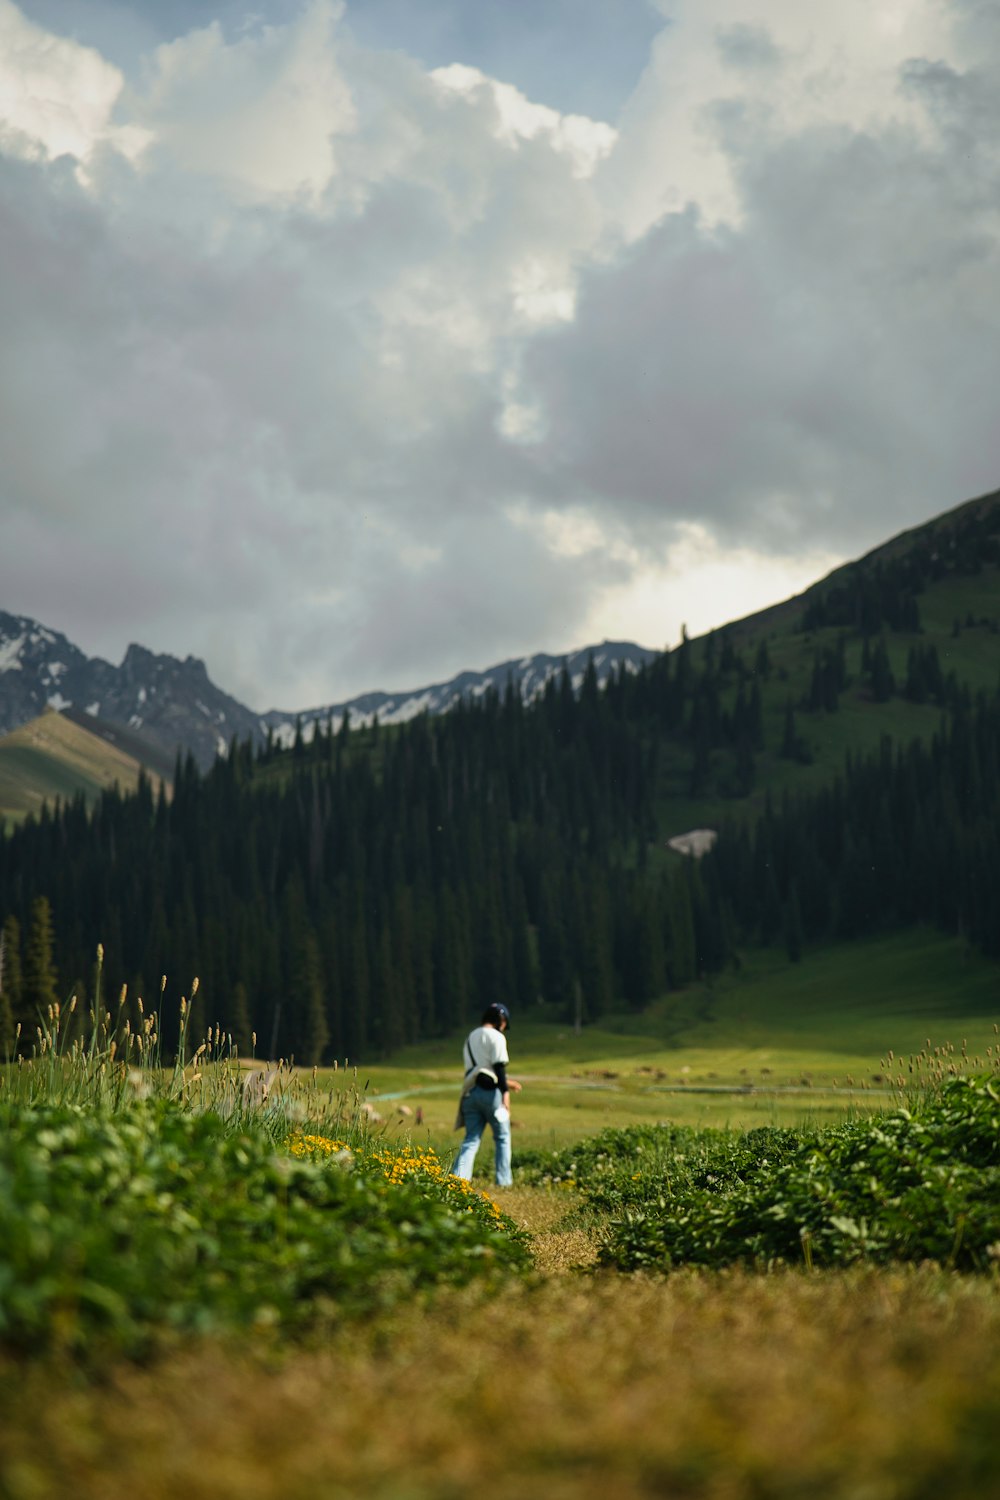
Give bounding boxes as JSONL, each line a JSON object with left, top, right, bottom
{"left": 228, "top": 980, "right": 253, "bottom": 1056}
{"left": 510, "top": 881, "right": 538, "bottom": 1010}
{"left": 783, "top": 882, "right": 804, "bottom": 963}
{"left": 433, "top": 885, "right": 467, "bottom": 1032}
{"left": 0, "top": 914, "right": 20, "bottom": 1053}
{"left": 748, "top": 681, "right": 764, "bottom": 749}
{"left": 538, "top": 871, "right": 574, "bottom": 1007}
{"left": 22, "top": 896, "right": 60, "bottom": 1042}
{"left": 372, "top": 924, "right": 403, "bottom": 1056}
{"left": 667, "top": 868, "right": 697, "bottom": 987}
{"left": 870, "top": 638, "right": 895, "bottom": 702}
{"left": 578, "top": 873, "right": 614, "bottom": 1019}
{"left": 689, "top": 720, "right": 711, "bottom": 797}
{"left": 780, "top": 701, "right": 798, "bottom": 760}
{"left": 759, "top": 869, "right": 783, "bottom": 945}
{"left": 293, "top": 928, "right": 329, "bottom": 1066}
{"left": 626, "top": 881, "right": 666, "bottom": 1003}
{"left": 342, "top": 884, "right": 371, "bottom": 1059}
{"left": 754, "top": 639, "right": 771, "bottom": 679}
{"left": 734, "top": 733, "right": 756, "bottom": 797}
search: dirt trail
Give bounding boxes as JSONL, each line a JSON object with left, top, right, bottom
{"left": 496, "top": 1185, "right": 600, "bottom": 1274}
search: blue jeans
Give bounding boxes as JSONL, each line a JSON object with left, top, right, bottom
{"left": 451, "top": 1085, "right": 512, "bottom": 1187}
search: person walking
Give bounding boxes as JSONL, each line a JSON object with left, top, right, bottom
{"left": 451, "top": 1002, "right": 521, "bottom": 1187}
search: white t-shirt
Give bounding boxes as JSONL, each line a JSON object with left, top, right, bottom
{"left": 462, "top": 1025, "right": 509, "bottom": 1088}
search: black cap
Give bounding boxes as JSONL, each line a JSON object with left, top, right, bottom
{"left": 481, "top": 1002, "right": 511, "bottom": 1028}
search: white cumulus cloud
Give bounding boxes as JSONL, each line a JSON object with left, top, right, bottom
{"left": 0, "top": 0, "right": 148, "bottom": 166}
{"left": 0, "top": 0, "right": 997, "bottom": 709}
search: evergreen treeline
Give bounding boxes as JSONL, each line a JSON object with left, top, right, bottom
{"left": 0, "top": 666, "right": 728, "bottom": 1061}
{"left": 801, "top": 495, "right": 1000, "bottom": 635}
{"left": 1, "top": 618, "right": 998, "bottom": 1062}
{"left": 710, "top": 685, "right": 1000, "bottom": 960}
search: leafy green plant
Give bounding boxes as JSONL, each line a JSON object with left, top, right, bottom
{"left": 0, "top": 1100, "right": 531, "bottom": 1362}
{"left": 518, "top": 1122, "right": 801, "bottom": 1214}
{"left": 289, "top": 1132, "right": 527, "bottom": 1243}
{"left": 591, "top": 1077, "right": 1000, "bottom": 1272}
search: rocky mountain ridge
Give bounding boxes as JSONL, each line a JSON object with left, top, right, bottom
{"left": 0, "top": 610, "right": 657, "bottom": 771}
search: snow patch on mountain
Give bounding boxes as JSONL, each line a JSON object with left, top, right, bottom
{"left": 0, "top": 634, "right": 26, "bottom": 672}
{"left": 262, "top": 641, "right": 658, "bottom": 746}
{"left": 1, "top": 608, "right": 659, "bottom": 774}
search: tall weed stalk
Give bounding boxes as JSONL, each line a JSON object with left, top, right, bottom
{"left": 0, "top": 945, "right": 374, "bottom": 1145}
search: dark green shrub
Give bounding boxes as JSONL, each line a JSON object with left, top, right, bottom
{"left": 597, "top": 1078, "right": 1000, "bottom": 1272}
{"left": 0, "top": 1101, "right": 530, "bottom": 1360}
{"left": 519, "top": 1122, "right": 801, "bottom": 1214}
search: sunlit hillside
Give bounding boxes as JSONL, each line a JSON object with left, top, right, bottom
{"left": 0, "top": 710, "right": 167, "bottom": 826}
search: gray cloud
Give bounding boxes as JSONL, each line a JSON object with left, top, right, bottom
{"left": 714, "top": 23, "right": 781, "bottom": 71}
{"left": 0, "top": 5, "right": 618, "bottom": 703}
{"left": 521, "top": 40, "right": 1000, "bottom": 558}
{"left": 0, "top": 0, "right": 997, "bottom": 710}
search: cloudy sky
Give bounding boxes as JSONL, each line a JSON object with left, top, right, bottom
{"left": 1, "top": 0, "right": 997, "bottom": 710}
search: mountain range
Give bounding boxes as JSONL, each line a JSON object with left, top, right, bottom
{"left": 3, "top": 482, "right": 999, "bottom": 817}
{"left": 0, "top": 609, "right": 657, "bottom": 774}
{"left": 1, "top": 484, "right": 998, "bottom": 1061}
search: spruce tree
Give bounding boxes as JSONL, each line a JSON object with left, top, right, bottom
{"left": 228, "top": 980, "right": 253, "bottom": 1056}
{"left": 0, "top": 915, "right": 20, "bottom": 1052}
{"left": 870, "top": 638, "right": 895, "bottom": 702}
{"left": 784, "top": 883, "right": 804, "bottom": 963}
{"left": 22, "top": 896, "right": 60, "bottom": 1042}
{"left": 294, "top": 929, "right": 329, "bottom": 1066}
{"left": 780, "top": 701, "right": 798, "bottom": 760}
{"left": 667, "top": 868, "right": 697, "bottom": 987}
{"left": 754, "top": 638, "right": 771, "bottom": 679}
{"left": 538, "top": 871, "right": 574, "bottom": 1007}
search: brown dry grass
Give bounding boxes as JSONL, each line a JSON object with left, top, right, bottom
{"left": 1, "top": 1240, "right": 998, "bottom": 1500}
{"left": 496, "top": 1183, "right": 600, "bottom": 1272}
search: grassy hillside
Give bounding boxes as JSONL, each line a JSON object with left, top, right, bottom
{"left": 60, "top": 705, "right": 178, "bottom": 782}
{"left": 3, "top": 491, "right": 997, "bottom": 842}
{"left": 0, "top": 710, "right": 167, "bottom": 826}
{"left": 241, "top": 486, "right": 1000, "bottom": 874}
{"left": 649, "top": 487, "right": 1000, "bottom": 840}
{"left": 352, "top": 927, "right": 1000, "bottom": 1156}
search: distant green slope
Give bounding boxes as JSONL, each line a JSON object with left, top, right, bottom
{"left": 652, "top": 486, "right": 1000, "bottom": 840}
{"left": 0, "top": 743, "right": 104, "bottom": 821}
{"left": 373, "top": 927, "right": 1000, "bottom": 1079}
{"left": 0, "top": 711, "right": 167, "bottom": 826}
{"left": 60, "top": 706, "right": 178, "bottom": 782}
{"left": 359, "top": 928, "right": 1000, "bottom": 1146}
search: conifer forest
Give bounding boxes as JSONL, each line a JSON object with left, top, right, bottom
{"left": 2, "top": 553, "right": 998, "bottom": 1066}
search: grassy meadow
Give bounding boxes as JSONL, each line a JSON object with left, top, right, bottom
{"left": 3, "top": 1268, "right": 1000, "bottom": 1500}
{"left": 358, "top": 928, "right": 1000, "bottom": 1161}
{"left": 1, "top": 927, "right": 998, "bottom": 1500}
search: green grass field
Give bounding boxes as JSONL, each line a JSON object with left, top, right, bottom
{"left": 348, "top": 928, "right": 999, "bottom": 1162}
{"left": 2, "top": 922, "right": 998, "bottom": 1500}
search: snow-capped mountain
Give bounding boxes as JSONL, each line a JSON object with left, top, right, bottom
{"left": 0, "top": 611, "right": 263, "bottom": 770}
{"left": 0, "top": 609, "right": 658, "bottom": 771}
{"left": 262, "top": 641, "right": 658, "bottom": 749}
